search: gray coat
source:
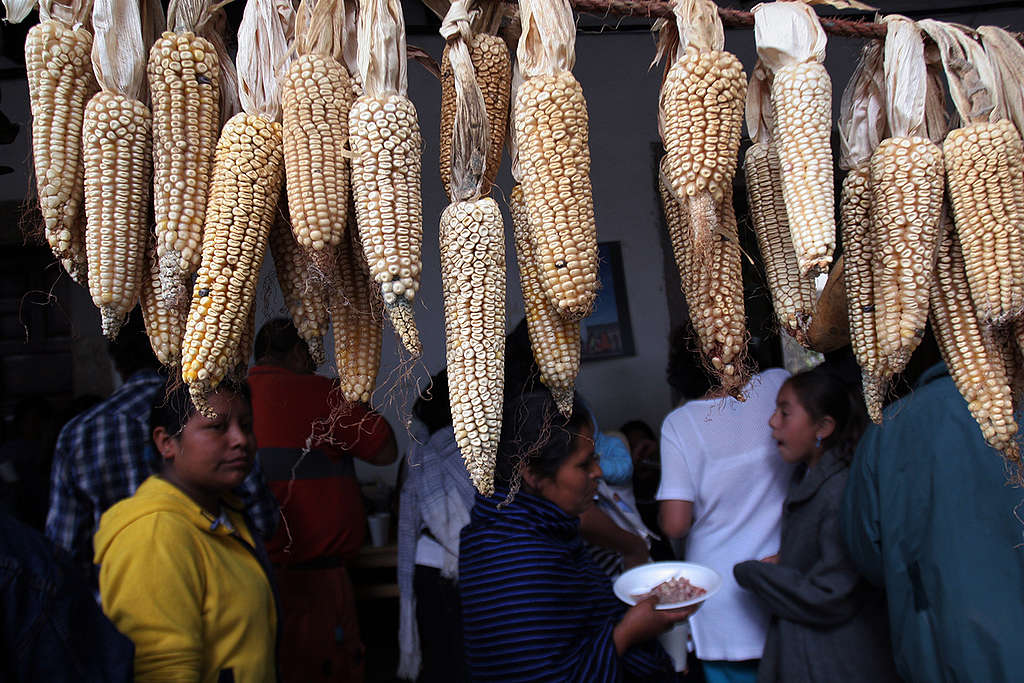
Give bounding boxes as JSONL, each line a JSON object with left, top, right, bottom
{"left": 734, "top": 449, "right": 900, "bottom": 683}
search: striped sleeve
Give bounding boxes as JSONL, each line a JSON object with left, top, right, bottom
{"left": 461, "top": 533, "right": 622, "bottom": 682}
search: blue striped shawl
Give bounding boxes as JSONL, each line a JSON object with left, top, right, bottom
{"left": 459, "top": 492, "right": 672, "bottom": 682}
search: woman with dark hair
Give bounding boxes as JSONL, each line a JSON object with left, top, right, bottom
{"left": 733, "top": 368, "right": 899, "bottom": 682}
{"left": 94, "top": 379, "right": 278, "bottom": 682}
{"left": 458, "top": 390, "right": 693, "bottom": 682}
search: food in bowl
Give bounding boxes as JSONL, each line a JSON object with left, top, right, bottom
{"left": 632, "top": 575, "right": 707, "bottom": 604}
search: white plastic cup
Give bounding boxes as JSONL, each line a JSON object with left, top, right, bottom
{"left": 368, "top": 512, "right": 390, "bottom": 547}
{"left": 658, "top": 621, "right": 690, "bottom": 673}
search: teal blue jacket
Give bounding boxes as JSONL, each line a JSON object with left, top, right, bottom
{"left": 841, "top": 362, "right": 1024, "bottom": 682}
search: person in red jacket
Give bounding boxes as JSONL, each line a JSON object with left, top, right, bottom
{"left": 248, "top": 319, "right": 397, "bottom": 683}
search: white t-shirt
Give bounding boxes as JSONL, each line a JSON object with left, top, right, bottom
{"left": 656, "top": 368, "right": 794, "bottom": 661}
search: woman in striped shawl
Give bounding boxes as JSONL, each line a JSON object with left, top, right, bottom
{"left": 459, "top": 390, "right": 695, "bottom": 681}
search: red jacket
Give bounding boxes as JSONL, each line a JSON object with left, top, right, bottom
{"left": 248, "top": 365, "right": 392, "bottom": 564}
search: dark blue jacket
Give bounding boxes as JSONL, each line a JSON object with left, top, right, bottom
{"left": 0, "top": 510, "right": 133, "bottom": 682}
{"left": 841, "top": 362, "right": 1024, "bottom": 682}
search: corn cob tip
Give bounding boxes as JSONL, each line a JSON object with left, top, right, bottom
{"left": 62, "top": 258, "right": 88, "bottom": 287}
{"left": 863, "top": 372, "right": 884, "bottom": 424}
{"left": 188, "top": 382, "right": 218, "bottom": 419}
{"left": 306, "top": 336, "right": 326, "bottom": 366}
{"left": 386, "top": 298, "right": 421, "bottom": 357}
{"left": 551, "top": 386, "right": 574, "bottom": 418}
{"left": 100, "top": 307, "right": 126, "bottom": 340}
{"left": 467, "top": 459, "right": 495, "bottom": 497}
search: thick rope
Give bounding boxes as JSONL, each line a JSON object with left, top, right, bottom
{"left": 501, "top": 0, "right": 1023, "bottom": 45}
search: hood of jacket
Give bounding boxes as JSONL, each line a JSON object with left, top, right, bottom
{"left": 94, "top": 476, "right": 247, "bottom": 566}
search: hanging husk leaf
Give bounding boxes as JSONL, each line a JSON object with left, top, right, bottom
{"left": 197, "top": 3, "right": 241, "bottom": 126}
{"left": 918, "top": 20, "right": 995, "bottom": 125}
{"left": 507, "top": 58, "right": 524, "bottom": 182}
{"left": 237, "top": 0, "right": 293, "bottom": 120}
{"left": 295, "top": 0, "right": 347, "bottom": 60}
{"left": 752, "top": 0, "right": 826, "bottom": 71}
{"left": 40, "top": 0, "right": 90, "bottom": 26}
{"left": 745, "top": 59, "right": 773, "bottom": 148}
{"left": 91, "top": 0, "right": 148, "bottom": 99}
{"left": 357, "top": 0, "right": 407, "bottom": 97}
{"left": 881, "top": 16, "right": 927, "bottom": 139}
{"left": 441, "top": 0, "right": 489, "bottom": 201}
{"left": 671, "top": 0, "right": 723, "bottom": 54}
{"left": 838, "top": 39, "right": 885, "bottom": 171}
{"left": 4, "top": 0, "right": 38, "bottom": 23}
{"left": 516, "top": 0, "right": 574, "bottom": 79}
{"left": 978, "top": 25, "right": 1024, "bottom": 139}
{"left": 923, "top": 43, "right": 949, "bottom": 143}
{"left": 340, "top": 0, "right": 360, "bottom": 90}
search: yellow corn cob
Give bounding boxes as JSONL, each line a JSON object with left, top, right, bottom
{"left": 840, "top": 167, "right": 885, "bottom": 423}
{"left": 511, "top": 184, "right": 579, "bottom": 416}
{"left": 332, "top": 213, "right": 383, "bottom": 404}
{"left": 282, "top": 53, "right": 354, "bottom": 255}
{"left": 440, "top": 33, "right": 511, "bottom": 198}
{"left": 269, "top": 207, "right": 331, "bottom": 365}
{"left": 141, "top": 235, "right": 187, "bottom": 366}
{"left": 744, "top": 140, "right": 816, "bottom": 343}
{"left": 82, "top": 91, "right": 152, "bottom": 339}
{"left": 25, "top": 20, "right": 98, "bottom": 285}
{"left": 944, "top": 119, "right": 1024, "bottom": 327}
{"left": 930, "top": 226, "right": 1020, "bottom": 465}
{"left": 514, "top": 70, "right": 598, "bottom": 321}
{"left": 659, "top": 160, "right": 748, "bottom": 398}
{"left": 182, "top": 112, "right": 285, "bottom": 416}
{"left": 869, "top": 136, "right": 944, "bottom": 376}
{"left": 661, "top": 45, "right": 746, "bottom": 259}
{"left": 440, "top": 197, "right": 505, "bottom": 496}
{"left": 772, "top": 61, "right": 836, "bottom": 277}
{"left": 148, "top": 30, "right": 220, "bottom": 307}
{"left": 348, "top": 92, "right": 423, "bottom": 356}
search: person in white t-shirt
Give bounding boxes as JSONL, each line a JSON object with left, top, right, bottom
{"left": 657, "top": 340, "right": 793, "bottom": 683}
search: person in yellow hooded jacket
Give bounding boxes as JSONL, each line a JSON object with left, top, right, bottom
{"left": 94, "top": 378, "right": 278, "bottom": 682}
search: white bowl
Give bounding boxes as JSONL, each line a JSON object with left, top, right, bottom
{"left": 613, "top": 561, "right": 722, "bottom": 610}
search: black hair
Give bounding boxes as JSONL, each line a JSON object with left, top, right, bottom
{"left": 253, "top": 318, "right": 306, "bottom": 362}
{"left": 783, "top": 368, "right": 867, "bottom": 463}
{"left": 108, "top": 307, "right": 160, "bottom": 378}
{"left": 619, "top": 419, "right": 655, "bottom": 442}
{"left": 494, "top": 390, "right": 594, "bottom": 492}
{"left": 412, "top": 369, "right": 453, "bottom": 435}
{"left": 666, "top": 324, "right": 714, "bottom": 401}
{"left": 148, "top": 377, "right": 253, "bottom": 471}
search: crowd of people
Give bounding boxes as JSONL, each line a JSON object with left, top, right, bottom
{"left": 1, "top": 311, "right": 1023, "bottom": 682}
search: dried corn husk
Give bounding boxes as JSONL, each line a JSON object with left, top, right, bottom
{"left": 237, "top": 0, "right": 293, "bottom": 121}
{"left": 978, "top": 25, "right": 1024, "bottom": 140}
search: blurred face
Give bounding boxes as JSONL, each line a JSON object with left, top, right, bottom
{"left": 533, "top": 423, "right": 602, "bottom": 517}
{"left": 769, "top": 383, "right": 823, "bottom": 466}
{"left": 156, "top": 391, "right": 256, "bottom": 504}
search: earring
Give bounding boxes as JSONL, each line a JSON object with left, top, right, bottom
{"left": 815, "top": 436, "right": 822, "bottom": 449}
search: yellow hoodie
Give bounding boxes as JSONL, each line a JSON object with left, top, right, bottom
{"left": 94, "top": 476, "right": 277, "bottom": 682}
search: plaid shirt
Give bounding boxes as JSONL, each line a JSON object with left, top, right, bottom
{"left": 45, "top": 370, "right": 279, "bottom": 580}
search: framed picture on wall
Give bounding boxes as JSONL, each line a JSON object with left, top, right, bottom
{"left": 581, "top": 241, "right": 636, "bottom": 361}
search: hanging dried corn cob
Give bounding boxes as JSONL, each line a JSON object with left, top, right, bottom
{"left": 659, "top": 158, "right": 748, "bottom": 399}
{"left": 332, "top": 205, "right": 383, "bottom": 404}
{"left": 148, "top": 0, "right": 221, "bottom": 309}
{"left": 869, "top": 17, "right": 944, "bottom": 383}
{"left": 837, "top": 41, "right": 886, "bottom": 421}
{"left": 439, "top": 1, "right": 506, "bottom": 496}
{"left": 743, "top": 60, "right": 816, "bottom": 344}
{"left": 513, "top": 0, "right": 598, "bottom": 321}
{"left": 181, "top": 0, "right": 291, "bottom": 416}
{"left": 920, "top": 20, "right": 1024, "bottom": 329}
{"left": 438, "top": 2, "right": 509, "bottom": 198}
{"left": 83, "top": 0, "right": 156, "bottom": 338}
{"left": 349, "top": 0, "right": 423, "bottom": 356}
{"left": 657, "top": 0, "right": 745, "bottom": 260}
{"left": 24, "top": 0, "right": 98, "bottom": 285}
{"left": 282, "top": 0, "right": 354, "bottom": 278}
{"left": 752, "top": 1, "right": 834, "bottom": 278}
{"left": 141, "top": 235, "right": 188, "bottom": 366}
{"left": 269, "top": 202, "right": 331, "bottom": 365}
{"left": 511, "top": 185, "right": 579, "bottom": 417}
{"left": 930, "top": 221, "right": 1020, "bottom": 470}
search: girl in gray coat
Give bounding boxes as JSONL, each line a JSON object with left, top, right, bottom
{"left": 734, "top": 369, "right": 900, "bottom": 683}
